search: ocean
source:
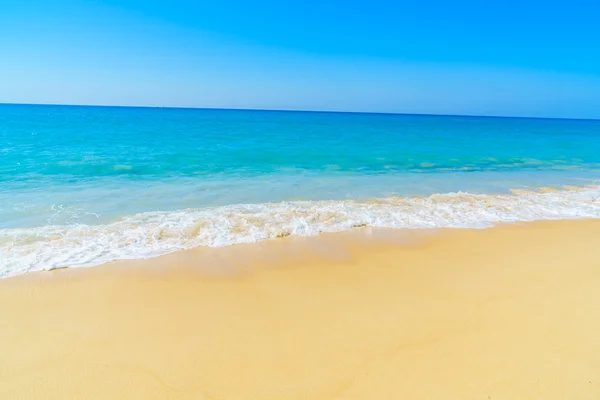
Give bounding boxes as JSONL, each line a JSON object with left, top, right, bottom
{"left": 1, "top": 103, "right": 600, "bottom": 277}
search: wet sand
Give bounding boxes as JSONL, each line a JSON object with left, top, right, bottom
{"left": 1, "top": 220, "right": 600, "bottom": 399}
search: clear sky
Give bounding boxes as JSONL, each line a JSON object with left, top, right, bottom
{"left": 1, "top": 0, "right": 599, "bottom": 118}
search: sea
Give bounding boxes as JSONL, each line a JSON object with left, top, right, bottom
{"left": 1, "top": 103, "right": 600, "bottom": 278}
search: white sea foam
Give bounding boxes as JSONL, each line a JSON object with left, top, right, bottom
{"left": 1, "top": 185, "right": 600, "bottom": 278}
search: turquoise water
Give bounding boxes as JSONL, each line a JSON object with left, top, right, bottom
{"left": 1, "top": 104, "right": 600, "bottom": 277}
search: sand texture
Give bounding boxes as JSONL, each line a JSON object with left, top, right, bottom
{"left": 1, "top": 220, "right": 600, "bottom": 399}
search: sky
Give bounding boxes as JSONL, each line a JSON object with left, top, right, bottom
{"left": 1, "top": 0, "right": 599, "bottom": 119}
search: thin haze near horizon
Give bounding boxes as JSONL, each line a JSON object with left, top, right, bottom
{"left": 1, "top": 0, "right": 600, "bottom": 119}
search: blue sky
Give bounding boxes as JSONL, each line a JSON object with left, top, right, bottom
{"left": 1, "top": 0, "right": 599, "bottom": 118}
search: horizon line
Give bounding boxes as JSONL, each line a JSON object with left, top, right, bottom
{"left": 1, "top": 101, "right": 599, "bottom": 122}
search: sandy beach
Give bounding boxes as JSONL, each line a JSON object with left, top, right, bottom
{"left": 1, "top": 219, "right": 600, "bottom": 399}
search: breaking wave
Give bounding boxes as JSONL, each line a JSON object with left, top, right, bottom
{"left": 2, "top": 185, "right": 600, "bottom": 278}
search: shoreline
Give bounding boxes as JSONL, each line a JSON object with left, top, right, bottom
{"left": 3, "top": 183, "right": 600, "bottom": 279}
{"left": 2, "top": 219, "right": 600, "bottom": 399}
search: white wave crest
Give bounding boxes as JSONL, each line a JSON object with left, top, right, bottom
{"left": 2, "top": 186, "right": 600, "bottom": 278}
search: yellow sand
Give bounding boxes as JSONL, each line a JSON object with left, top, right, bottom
{"left": 1, "top": 220, "right": 600, "bottom": 399}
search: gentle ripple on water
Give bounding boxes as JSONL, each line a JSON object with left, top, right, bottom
{"left": 1, "top": 104, "right": 600, "bottom": 277}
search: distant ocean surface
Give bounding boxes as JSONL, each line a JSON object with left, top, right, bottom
{"left": 2, "top": 104, "right": 600, "bottom": 277}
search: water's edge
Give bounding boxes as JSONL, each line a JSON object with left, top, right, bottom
{"left": 2, "top": 185, "right": 599, "bottom": 279}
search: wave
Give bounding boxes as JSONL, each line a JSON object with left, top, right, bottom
{"left": 2, "top": 185, "right": 600, "bottom": 278}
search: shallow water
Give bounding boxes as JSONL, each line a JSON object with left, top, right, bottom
{"left": 1, "top": 104, "right": 599, "bottom": 277}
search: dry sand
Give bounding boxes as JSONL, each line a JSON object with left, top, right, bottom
{"left": 1, "top": 220, "right": 600, "bottom": 399}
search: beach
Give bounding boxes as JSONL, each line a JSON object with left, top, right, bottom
{"left": 4, "top": 1, "right": 600, "bottom": 398}
{"left": 2, "top": 219, "right": 599, "bottom": 399}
